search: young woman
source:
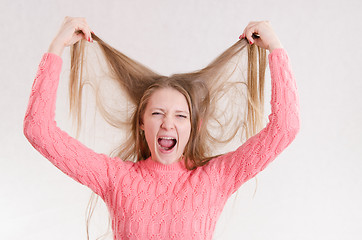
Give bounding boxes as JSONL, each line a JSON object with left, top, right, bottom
{"left": 24, "top": 17, "right": 299, "bottom": 240}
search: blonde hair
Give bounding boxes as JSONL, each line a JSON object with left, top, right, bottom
{"left": 69, "top": 32, "right": 266, "bottom": 239}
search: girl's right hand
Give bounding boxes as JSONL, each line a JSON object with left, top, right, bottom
{"left": 48, "top": 16, "right": 93, "bottom": 56}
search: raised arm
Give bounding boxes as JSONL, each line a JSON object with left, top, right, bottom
{"left": 23, "top": 17, "right": 132, "bottom": 198}
{"left": 205, "top": 21, "right": 300, "bottom": 197}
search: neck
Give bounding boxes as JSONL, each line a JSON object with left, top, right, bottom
{"left": 144, "top": 157, "right": 188, "bottom": 172}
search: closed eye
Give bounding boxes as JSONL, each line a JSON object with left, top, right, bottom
{"left": 177, "top": 114, "right": 188, "bottom": 118}
{"left": 152, "top": 112, "right": 162, "bottom": 115}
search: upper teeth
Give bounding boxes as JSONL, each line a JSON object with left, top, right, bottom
{"left": 160, "top": 137, "right": 175, "bottom": 140}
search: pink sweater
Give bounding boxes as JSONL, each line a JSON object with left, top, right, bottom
{"left": 24, "top": 48, "right": 299, "bottom": 240}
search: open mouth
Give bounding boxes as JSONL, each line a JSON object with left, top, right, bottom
{"left": 157, "top": 137, "right": 177, "bottom": 151}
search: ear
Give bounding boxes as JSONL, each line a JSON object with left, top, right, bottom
{"left": 140, "top": 122, "right": 144, "bottom": 131}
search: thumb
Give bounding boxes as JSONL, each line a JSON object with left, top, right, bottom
{"left": 68, "top": 32, "right": 85, "bottom": 46}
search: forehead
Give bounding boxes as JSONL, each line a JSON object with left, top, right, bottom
{"left": 147, "top": 87, "right": 189, "bottom": 112}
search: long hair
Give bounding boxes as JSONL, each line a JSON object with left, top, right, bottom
{"left": 69, "top": 32, "right": 266, "bottom": 239}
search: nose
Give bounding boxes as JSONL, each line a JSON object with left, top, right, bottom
{"left": 161, "top": 116, "right": 174, "bottom": 130}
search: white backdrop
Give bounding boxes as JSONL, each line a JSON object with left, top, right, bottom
{"left": 1, "top": 0, "right": 361, "bottom": 239}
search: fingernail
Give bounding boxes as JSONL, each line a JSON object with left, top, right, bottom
{"left": 249, "top": 40, "right": 253, "bottom": 45}
{"left": 239, "top": 35, "right": 242, "bottom": 39}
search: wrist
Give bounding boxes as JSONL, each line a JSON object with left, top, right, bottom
{"left": 268, "top": 42, "right": 283, "bottom": 53}
{"left": 48, "top": 41, "right": 65, "bottom": 57}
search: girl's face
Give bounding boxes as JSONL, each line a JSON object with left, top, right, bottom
{"left": 141, "top": 87, "right": 191, "bottom": 165}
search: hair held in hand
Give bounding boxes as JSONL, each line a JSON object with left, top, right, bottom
{"left": 69, "top": 33, "right": 267, "bottom": 171}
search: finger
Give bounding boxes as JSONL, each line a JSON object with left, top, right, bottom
{"left": 73, "top": 22, "right": 93, "bottom": 42}
{"left": 69, "top": 33, "right": 84, "bottom": 46}
{"left": 241, "top": 21, "right": 257, "bottom": 44}
{"left": 80, "top": 18, "right": 93, "bottom": 42}
{"left": 245, "top": 23, "right": 260, "bottom": 44}
{"left": 67, "top": 17, "right": 92, "bottom": 42}
{"left": 240, "top": 21, "right": 254, "bottom": 38}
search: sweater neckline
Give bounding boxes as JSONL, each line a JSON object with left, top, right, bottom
{"left": 143, "top": 157, "right": 188, "bottom": 172}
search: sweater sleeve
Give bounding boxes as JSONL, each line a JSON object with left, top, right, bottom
{"left": 23, "top": 53, "right": 132, "bottom": 199}
{"left": 205, "top": 48, "right": 300, "bottom": 197}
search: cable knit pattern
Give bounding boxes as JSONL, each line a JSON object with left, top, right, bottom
{"left": 23, "top": 48, "right": 299, "bottom": 240}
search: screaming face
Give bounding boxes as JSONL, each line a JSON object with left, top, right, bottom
{"left": 140, "top": 87, "right": 191, "bottom": 165}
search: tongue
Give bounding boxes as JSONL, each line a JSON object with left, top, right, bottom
{"left": 159, "top": 139, "right": 175, "bottom": 148}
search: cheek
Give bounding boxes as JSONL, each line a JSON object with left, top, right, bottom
{"left": 179, "top": 122, "right": 191, "bottom": 144}
{"left": 143, "top": 120, "right": 161, "bottom": 143}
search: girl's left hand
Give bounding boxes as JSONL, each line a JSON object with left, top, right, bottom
{"left": 240, "top": 21, "right": 283, "bottom": 52}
